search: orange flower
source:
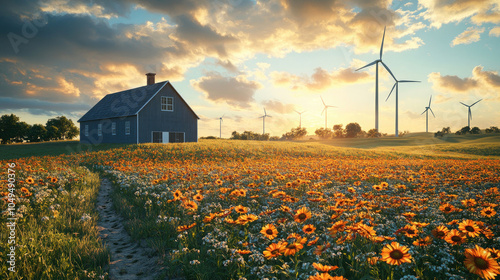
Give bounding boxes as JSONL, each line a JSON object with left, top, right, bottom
{"left": 445, "top": 229, "right": 467, "bottom": 245}
{"left": 381, "top": 242, "right": 412, "bottom": 265}
{"left": 481, "top": 207, "right": 497, "bottom": 218}
{"left": 294, "top": 207, "right": 312, "bottom": 223}
{"left": 439, "top": 203, "right": 456, "bottom": 214}
{"left": 177, "top": 222, "right": 196, "bottom": 232}
{"left": 182, "top": 200, "right": 198, "bottom": 211}
{"left": 312, "top": 263, "right": 338, "bottom": 272}
{"left": 263, "top": 242, "right": 286, "bottom": 259}
{"left": 193, "top": 193, "right": 203, "bottom": 201}
{"left": 328, "top": 220, "right": 347, "bottom": 235}
{"left": 260, "top": 224, "right": 278, "bottom": 240}
{"left": 25, "top": 177, "right": 35, "bottom": 184}
{"left": 234, "top": 205, "right": 249, "bottom": 214}
{"left": 464, "top": 245, "right": 500, "bottom": 280}
{"left": 302, "top": 224, "right": 316, "bottom": 235}
{"left": 284, "top": 242, "right": 303, "bottom": 256}
{"left": 413, "top": 236, "right": 432, "bottom": 246}
{"left": 458, "top": 219, "right": 481, "bottom": 238}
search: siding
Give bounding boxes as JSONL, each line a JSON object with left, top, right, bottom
{"left": 138, "top": 83, "right": 198, "bottom": 143}
{"left": 79, "top": 116, "right": 137, "bottom": 144}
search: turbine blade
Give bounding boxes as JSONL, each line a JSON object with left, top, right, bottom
{"left": 460, "top": 102, "right": 468, "bottom": 107}
{"left": 321, "top": 107, "right": 325, "bottom": 115}
{"left": 386, "top": 83, "right": 397, "bottom": 101}
{"left": 430, "top": 108, "right": 435, "bottom": 118}
{"left": 471, "top": 99, "right": 482, "bottom": 106}
{"left": 421, "top": 108, "right": 427, "bottom": 115}
{"left": 321, "top": 96, "right": 326, "bottom": 106}
{"left": 355, "top": 60, "right": 378, "bottom": 71}
{"left": 429, "top": 95, "right": 432, "bottom": 107}
{"left": 469, "top": 108, "right": 472, "bottom": 120}
{"left": 264, "top": 107, "right": 267, "bottom": 115}
{"left": 380, "top": 26, "right": 386, "bottom": 60}
{"left": 380, "top": 61, "right": 396, "bottom": 81}
{"left": 399, "top": 80, "right": 420, "bottom": 83}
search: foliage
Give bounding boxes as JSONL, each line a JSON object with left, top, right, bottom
{"left": 27, "top": 124, "right": 47, "bottom": 143}
{"left": 485, "top": 126, "right": 499, "bottom": 133}
{"left": 333, "top": 124, "right": 344, "bottom": 138}
{"left": 46, "top": 116, "right": 79, "bottom": 140}
{"left": 435, "top": 127, "right": 451, "bottom": 138}
{"left": 366, "top": 128, "right": 381, "bottom": 138}
{"left": 314, "top": 128, "right": 333, "bottom": 139}
{"left": 344, "top": 122, "right": 362, "bottom": 138}
{"left": 456, "top": 126, "right": 471, "bottom": 135}
{"left": 0, "top": 114, "right": 21, "bottom": 144}
{"left": 470, "top": 127, "right": 481, "bottom": 134}
{"left": 282, "top": 127, "right": 307, "bottom": 140}
{"left": 231, "top": 131, "right": 270, "bottom": 141}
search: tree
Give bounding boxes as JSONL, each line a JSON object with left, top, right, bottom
{"left": 27, "top": 124, "right": 47, "bottom": 142}
{"left": 231, "top": 131, "right": 241, "bottom": 140}
{"left": 367, "top": 128, "right": 381, "bottom": 138}
{"left": 44, "top": 126, "right": 59, "bottom": 141}
{"left": 315, "top": 128, "right": 333, "bottom": 139}
{"left": 485, "top": 126, "right": 499, "bottom": 133}
{"left": 345, "top": 123, "right": 362, "bottom": 138}
{"left": 0, "top": 114, "right": 20, "bottom": 144}
{"left": 15, "top": 121, "right": 30, "bottom": 142}
{"left": 333, "top": 124, "right": 344, "bottom": 138}
{"left": 470, "top": 127, "right": 481, "bottom": 134}
{"left": 282, "top": 127, "right": 307, "bottom": 140}
{"left": 46, "top": 116, "right": 79, "bottom": 140}
{"left": 456, "top": 126, "right": 471, "bottom": 135}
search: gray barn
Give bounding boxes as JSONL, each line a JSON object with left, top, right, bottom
{"left": 78, "top": 73, "right": 199, "bottom": 144}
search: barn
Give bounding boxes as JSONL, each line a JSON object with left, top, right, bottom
{"left": 78, "top": 73, "right": 199, "bottom": 144}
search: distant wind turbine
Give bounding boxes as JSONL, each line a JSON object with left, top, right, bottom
{"left": 219, "top": 114, "right": 225, "bottom": 138}
{"left": 356, "top": 26, "right": 396, "bottom": 132}
{"left": 321, "top": 96, "right": 336, "bottom": 129}
{"left": 460, "top": 99, "right": 482, "bottom": 128}
{"left": 421, "top": 96, "right": 435, "bottom": 133}
{"left": 294, "top": 110, "right": 306, "bottom": 128}
{"left": 385, "top": 78, "right": 420, "bottom": 137}
{"left": 259, "top": 107, "right": 271, "bottom": 134}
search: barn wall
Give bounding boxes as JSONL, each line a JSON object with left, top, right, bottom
{"left": 79, "top": 115, "right": 137, "bottom": 144}
{"left": 138, "top": 83, "right": 198, "bottom": 143}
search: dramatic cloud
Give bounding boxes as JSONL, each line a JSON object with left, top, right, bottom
{"left": 271, "top": 66, "right": 371, "bottom": 91}
{"left": 419, "top": 0, "right": 500, "bottom": 28}
{"left": 451, "top": 27, "right": 484, "bottom": 46}
{"left": 262, "top": 100, "right": 295, "bottom": 114}
{"left": 489, "top": 26, "right": 500, "bottom": 37}
{"left": 191, "top": 72, "right": 261, "bottom": 108}
{"left": 428, "top": 66, "right": 500, "bottom": 96}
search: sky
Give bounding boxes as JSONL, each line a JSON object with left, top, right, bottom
{"left": 1, "top": 0, "right": 499, "bottom": 138}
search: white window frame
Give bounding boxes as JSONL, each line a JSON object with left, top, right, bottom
{"left": 111, "top": 122, "right": 116, "bottom": 135}
{"left": 84, "top": 125, "right": 89, "bottom": 137}
{"left": 97, "top": 124, "right": 102, "bottom": 136}
{"left": 125, "top": 121, "right": 130, "bottom": 135}
{"left": 161, "top": 96, "right": 173, "bottom": 111}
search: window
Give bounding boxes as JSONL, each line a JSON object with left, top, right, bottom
{"left": 111, "top": 122, "right": 116, "bottom": 135}
{"left": 97, "top": 124, "right": 102, "bottom": 136}
{"left": 125, "top": 121, "right": 130, "bottom": 135}
{"left": 161, "top": 96, "right": 173, "bottom": 111}
{"left": 84, "top": 125, "right": 89, "bottom": 137}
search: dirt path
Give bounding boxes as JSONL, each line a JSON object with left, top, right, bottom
{"left": 96, "top": 178, "right": 166, "bottom": 280}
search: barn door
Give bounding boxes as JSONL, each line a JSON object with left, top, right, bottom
{"left": 162, "top": 132, "right": 169, "bottom": 143}
{"left": 152, "top": 131, "right": 161, "bottom": 143}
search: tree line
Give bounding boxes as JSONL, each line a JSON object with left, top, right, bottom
{"left": 435, "top": 126, "right": 499, "bottom": 137}
{"left": 0, "top": 114, "right": 79, "bottom": 144}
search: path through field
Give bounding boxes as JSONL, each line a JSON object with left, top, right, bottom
{"left": 96, "top": 178, "right": 166, "bottom": 280}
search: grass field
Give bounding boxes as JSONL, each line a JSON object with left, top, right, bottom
{"left": 1, "top": 135, "right": 500, "bottom": 279}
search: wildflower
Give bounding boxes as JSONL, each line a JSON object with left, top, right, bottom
{"left": 488, "top": 248, "right": 500, "bottom": 259}
{"left": 80, "top": 213, "right": 91, "bottom": 222}
{"left": 458, "top": 219, "right": 481, "bottom": 238}
{"left": 260, "top": 224, "right": 278, "bottom": 240}
{"left": 234, "top": 205, "right": 249, "bottom": 214}
{"left": 381, "top": 242, "right": 412, "bottom": 265}
{"left": 439, "top": 203, "right": 456, "bottom": 214}
{"left": 294, "top": 207, "right": 312, "bottom": 223}
{"left": 464, "top": 245, "right": 500, "bottom": 280}
{"left": 367, "top": 256, "right": 379, "bottom": 265}
{"left": 263, "top": 242, "right": 286, "bottom": 259}
{"left": 215, "top": 179, "right": 223, "bottom": 186}
{"left": 193, "top": 193, "right": 204, "bottom": 201}
{"left": 284, "top": 242, "right": 303, "bottom": 256}
{"left": 481, "top": 207, "right": 496, "bottom": 218}
{"left": 50, "top": 177, "right": 58, "bottom": 183}
{"left": 26, "top": 177, "right": 35, "bottom": 184}
{"left": 177, "top": 223, "right": 196, "bottom": 232}
{"left": 314, "top": 242, "right": 331, "bottom": 256}
{"left": 413, "top": 236, "right": 432, "bottom": 246}
{"left": 303, "top": 224, "right": 316, "bottom": 235}
{"left": 397, "top": 225, "right": 419, "bottom": 238}
{"left": 445, "top": 229, "right": 467, "bottom": 245}
{"left": 173, "top": 190, "right": 183, "bottom": 200}
{"left": 183, "top": 200, "right": 198, "bottom": 212}
{"left": 327, "top": 220, "right": 347, "bottom": 235}
{"left": 312, "top": 263, "right": 338, "bottom": 272}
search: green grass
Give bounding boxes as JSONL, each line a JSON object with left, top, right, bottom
{"left": 0, "top": 141, "right": 130, "bottom": 161}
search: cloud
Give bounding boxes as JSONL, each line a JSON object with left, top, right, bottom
{"left": 419, "top": 0, "right": 500, "bottom": 28}
{"left": 428, "top": 66, "right": 500, "bottom": 96}
{"left": 489, "top": 26, "right": 500, "bottom": 37}
{"left": 271, "top": 65, "right": 371, "bottom": 91}
{"left": 451, "top": 27, "right": 484, "bottom": 46}
{"left": 262, "top": 100, "right": 295, "bottom": 114}
{"left": 191, "top": 72, "right": 261, "bottom": 108}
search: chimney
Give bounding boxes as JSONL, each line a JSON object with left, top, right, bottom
{"left": 146, "top": 73, "right": 156, "bottom": 85}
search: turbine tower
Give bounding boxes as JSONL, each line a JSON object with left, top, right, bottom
{"left": 421, "top": 96, "right": 435, "bottom": 133}
{"left": 219, "top": 114, "right": 225, "bottom": 138}
{"left": 386, "top": 78, "right": 420, "bottom": 137}
{"left": 460, "top": 99, "right": 482, "bottom": 128}
{"left": 356, "top": 26, "right": 396, "bottom": 132}
{"left": 295, "top": 110, "right": 305, "bottom": 128}
{"left": 321, "top": 96, "right": 336, "bottom": 129}
{"left": 259, "top": 107, "right": 271, "bottom": 134}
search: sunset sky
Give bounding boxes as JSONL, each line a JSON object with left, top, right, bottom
{"left": 1, "top": 0, "right": 499, "bottom": 138}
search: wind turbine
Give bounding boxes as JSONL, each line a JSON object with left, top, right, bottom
{"left": 259, "top": 107, "right": 271, "bottom": 134}
{"left": 356, "top": 26, "right": 396, "bottom": 132}
{"left": 294, "top": 110, "right": 306, "bottom": 128}
{"left": 321, "top": 96, "right": 336, "bottom": 129}
{"left": 421, "top": 96, "right": 435, "bottom": 133}
{"left": 219, "top": 114, "right": 225, "bottom": 138}
{"left": 385, "top": 78, "right": 420, "bottom": 137}
{"left": 460, "top": 99, "right": 482, "bottom": 128}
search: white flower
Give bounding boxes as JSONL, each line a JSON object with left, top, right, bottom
{"left": 80, "top": 213, "right": 92, "bottom": 222}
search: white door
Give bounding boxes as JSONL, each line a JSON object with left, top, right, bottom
{"left": 162, "top": 132, "right": 169, "bottom": 143}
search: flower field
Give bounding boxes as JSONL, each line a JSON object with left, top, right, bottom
{"left": 2, "top": 139, "right": 500, "bottom": 279}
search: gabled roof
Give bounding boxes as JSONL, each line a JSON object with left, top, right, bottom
{"left": 78, "top": 81, "right": 199, "bottom": 122}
